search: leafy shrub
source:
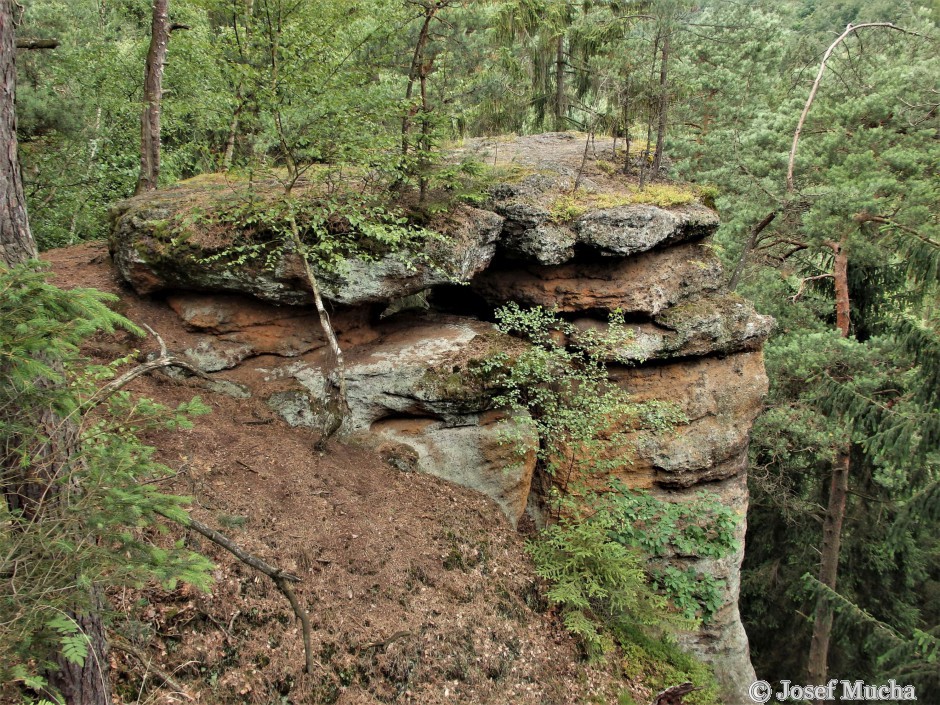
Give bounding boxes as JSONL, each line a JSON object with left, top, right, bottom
{"left": 482, "top": 303, "right": 678, "bottom": 488}
{"left": 527, "top": 492, "right": 669, "bottom": 660}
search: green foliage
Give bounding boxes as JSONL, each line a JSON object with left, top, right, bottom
{"left": 606, "top": 483, "right": 738, "bottom": 622}
{"left": 47, "top": 614, "right": 90, "bottom": 667}
{"left": 483, "top": 303, "right": 683, "bottom": 485}
{"left": 0, "top": 263, "right": 213, "bottom": 695}
{"left": 658, "top": 0, "right": 940, "bottom": 685}
{"left": 193, "top": 185, "right": 437, "bottom": 276}
{"left": 802, "top": 575, "right": 940, "bottom": 689}
{"left": 527, "top": 492, "right": 670, "bottom": 660}
{"left": 616, "top": 623, "right": 722, "bottom": 705}
{"left": 548, "top": 184, "right": 704, "bottom": 223}
{"left": 491, "top": 304, "right": 735, "bottom": 670}
{"left": 526, "top": 488, "right": 728, "bottom": 694}
{"left": 13, "top": 0, "right": 940, "bottom": 691}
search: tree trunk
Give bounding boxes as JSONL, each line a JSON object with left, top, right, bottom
{"left": 831, "top": 238, "right": 850, "bottom": 336}
{"left": 223, "top": 0, "right": 253, "bottom": 171}
{"left": 652, "top": 32, "right": 670, "bottom": 175}
{"left": 0, "top": 3, "right": 35, "bottom": 265}
{"left": 621, "top": 81, "right": 632, "bottom": 175}
{"left": 418, "top": 58, "right": 432, "bottom": 205}
{"left": 1, "top": 6, "right": 112, "bottom": 702}
{"left": 284, "top": 211, "right": 350, "bottom": 445}
{"left": 136, "top": 0, "right": 170, "bottom": 195}
{"left": 806, "top": 235, "right": 852, "bottom": 694}
{"left": 807, "top": 452, "right": 849, "bottom": 688}
{"left": 727, "top": 211, "right": 777, "bottom": 291}
{"left": 401, "top": 4, "right": 436, "bottom": 158}
{"left": 49, "top": 588, "right": 112, "bottom": 705}
{"left": 639, "top": 31, "right": 660, "bottom": 190}
{"left": 222, "top": 95, "right": 242, "bottom": 171}
{"left": 554, "top": 33, "right": 565, "bottom": 130}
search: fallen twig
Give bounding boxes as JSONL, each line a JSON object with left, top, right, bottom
{"left": 111, "top": 636, "right": 194, "bottom": 700}
{"left": 84, "top": 324, "right": 212, "bottom": 410}
{"left": 651, "top": 681, "right": 701, "bottom": 705}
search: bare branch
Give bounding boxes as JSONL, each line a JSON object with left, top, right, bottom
{"left": 82, "top": 325, "right": 210, "bottom": 411}
{"left": 15, "top": 38, "right": 59, "bottom": 49}
{"left": 860, "top": 214, "right": 940, "bottom": 248}
{"left": 728, "top": 210, "right": 777, "bottom": 291}
{"left": 790, "top": 273, "right": 833, "bottom": 302}
{"left": 787, "top": 22, "right": 916, "bottom": 193}
{"left": 651, "top": 681, "right": 701, "bottom": 705}
{"left": 163, "top": 511, "right": 317, "bottom": 674}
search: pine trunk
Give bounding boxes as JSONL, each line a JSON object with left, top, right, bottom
{"left": 652, "top": 33, "right": 670, "bottom": 175}
{"left": 0, "top": 2, "right": 35, "bottom": 265}
{"left": 554, "top": 34, "right": 565, "bottom": 130}
{"left": 136, "top": 0, "right": 170, "bottom": 194}
{"left": 401, "top": 6, "right": 435, "bottom": 158}
{"left": 807, "top": 452, "right": 849, "bottom": 689}
{"left": 832, "top": 238, "right": 851, "bottom": 337}
{"left": 49, "top": 588, "right": 112, "bottom": 705}
{"left": 222, "top": 96, "right": 241, "bottom": 171}
{"left": 1, "top": 7, "right": 112, "bottom": 701}
{"left": 806, "top": 236, "right": 852, "bottom": 694}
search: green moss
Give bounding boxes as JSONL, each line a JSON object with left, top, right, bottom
{"left": 657, "top": 294, "right": 744, "bottom": 330}
{"left": 548, "top": 194, "right": 591, "bottom": 223}
{"left": 622, "top": 183, "right": 699, "bottom": 208}
{"left": 483, "top": 163, "right": 539, "bottom": 184}
{"left": 616, "top": 624, "right": 722, "bottom": 705}
{"left": 546, "top": 183, "right": 706, "bottom": 223}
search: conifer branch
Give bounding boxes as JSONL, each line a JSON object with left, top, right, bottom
{"left": 790, "top": 273, "right": 833, "bottom": 302}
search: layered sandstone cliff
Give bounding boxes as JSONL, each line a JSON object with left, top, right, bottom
{"left": 109, "top": 132, "right": 771, "bottom": 702}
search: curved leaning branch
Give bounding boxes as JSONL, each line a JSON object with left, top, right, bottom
{"left": 158, "top": 510, "right": 316, "bottom": 675}
{"left": 786, "top": 22, "right": 915, "bottom": 193}
{"left": 83, "top": 324, "right": 211, "bottom": 410}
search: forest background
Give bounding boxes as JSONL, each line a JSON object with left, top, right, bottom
{"left": 4, "top": 0, "right": 940, "bottom": 698}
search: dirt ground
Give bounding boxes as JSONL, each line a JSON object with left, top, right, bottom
{"left": 40, "top": 243, "right": 646, "bottom": 705}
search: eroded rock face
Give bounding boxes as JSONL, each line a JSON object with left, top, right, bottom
{"left": 610, "top": 352, "right": 769, "bottom": 488}
{"left": 110, "top": 132, "right": 771, "bottom": 701}
{"left": 246, "top": 316, "right": 537, "bottom": 526}
{"left": 489, "top": 196, "right": 718, "bottom": 266}
{"left": 370, "top": 412, "right": 537, "bottom": 525}
{"left": 665, "top": 475, "right": 758, "bottom": 700}
{"left": 569, "top": 294, "right": 774, "bottom": 363}
{"left": 165, "top": 292, "right": 375, "bottom": 370}
{"left": 574, "top": 204, "right": 718, "bottom": 257}
{"left": 472, "top": 242, "right": 723, "bottom": 315}
{"left": 110, "top": 197, "right": 502, "bottom": 306}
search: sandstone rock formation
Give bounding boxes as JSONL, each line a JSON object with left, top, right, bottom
{"left": 109, "top": 132, "right": 771, "bottom": 703}
{"left": 110, "top": 190, "right": 502, "bottom": 307}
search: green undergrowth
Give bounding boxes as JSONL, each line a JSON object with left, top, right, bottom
{"left": 482, "top": 303, "right": 735, "bottom": 698}
{"left": 616, "top": 624, "right": 722, "bottom": 704}
{"left": 0, "top": 263, "right": 213, "bottom": 702}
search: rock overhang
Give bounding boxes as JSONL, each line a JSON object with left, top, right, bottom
{"left": 108, "top": 132, "right": 772, "bottom": 701}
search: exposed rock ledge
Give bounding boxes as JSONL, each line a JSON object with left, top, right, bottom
{"left": 109, "top": 132, "right": 771, "bottom": 703}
